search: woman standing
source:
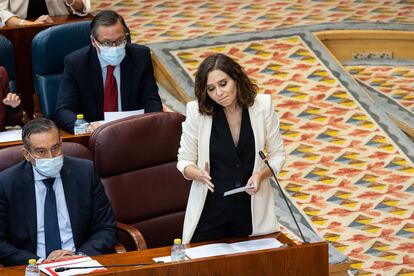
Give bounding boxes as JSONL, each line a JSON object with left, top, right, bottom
{"left": 177, "top": 53, "right": 286, "bottom": 243}
{"left": 0, "top": 0, "right": 90, "bottom": 27}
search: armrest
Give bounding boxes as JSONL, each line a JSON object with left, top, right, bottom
{"left": 116, "top": 222, "right": 148, "bottom": 250}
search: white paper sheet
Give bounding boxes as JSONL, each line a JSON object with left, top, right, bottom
{"left": 223, "top": 184, "right": 254, "bottom": 196}
{"left": 0, "top": 129, "right": 22, "bottom": 143}
{"left": 39, "top": 256, "right": 106, "bottom": 276}
{"left": 103, "top": 110, "right": 144, "bottom": 124}
{"left": 184, "top": 238, "right": 283, "bottom": 259}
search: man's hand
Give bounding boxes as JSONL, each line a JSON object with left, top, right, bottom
{"left": 2, "top": 93, "right": 21, "bottom": 108}
{"left": 45, "top": 249, "right": 77, "bottom": 262}
{"left": 86, "top": 121, "right": 102, "bottom": 133}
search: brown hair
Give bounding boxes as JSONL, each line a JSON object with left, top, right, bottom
{"left": 194, "top": 53, "right": 257, "bottom": 116}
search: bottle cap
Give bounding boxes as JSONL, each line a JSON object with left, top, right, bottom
{"left": 76, "top": 114, "right": 84, "bottom": 119}
{"left": 28, "top": 259, "right": 36, "bottom": 265}
{"left": 174, "top": 238, "right": 182, "bottom": 244}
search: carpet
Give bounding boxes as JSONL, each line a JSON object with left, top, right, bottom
{"left": 91, "top": 0, "right": 414, "bottom": 45}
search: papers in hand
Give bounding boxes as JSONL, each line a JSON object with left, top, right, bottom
{"left": 39, "top": 256, "right": 106, "bottom": 276}
{"left": 223, "top": 185, "right": 254, "bottom": 196}
{"left": 185, "top": 238, "right": 283, "bottom": 259}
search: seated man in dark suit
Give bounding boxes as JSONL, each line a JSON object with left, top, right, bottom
{"left": 55, "top": 10, "right": 162, "bottom": 133}
{"left": 0, "top": 118, "right": 117, "bottom": 266}
{"left": 0, "top": 66, "right": 22, "bottom": 131}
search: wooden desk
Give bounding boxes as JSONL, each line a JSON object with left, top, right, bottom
{"left": 0, "top": 233, "right": 330, "bottom": 275}
{"left": 0, "top": 130, "right": 90, "bottom": 150}
{"left": 0, "top": 15, "right": 93, "bottom": 117}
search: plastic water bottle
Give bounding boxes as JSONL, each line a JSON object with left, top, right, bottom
{"left": 74, "top": 114, "right": 88, "bottom": 134}
{"left": 171, "top": 238, "right": 185, "bottom": 261}
{"left": 25, "top": 259, "right": 40, "bottom": 276}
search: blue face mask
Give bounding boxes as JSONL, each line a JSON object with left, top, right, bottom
{"left": 98, "top": 44, "right": 126, "bottom": 66}
{"left": 29, "top": 153, "right": 64, "bottom": 178}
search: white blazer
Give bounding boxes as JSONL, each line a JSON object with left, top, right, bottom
{"left": 0, "top": 0, "right": 90, "bottom": 25}
{"left": 177, "top": 94, "right": 286, "bottom": 244}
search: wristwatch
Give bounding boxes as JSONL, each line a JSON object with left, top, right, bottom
{"left": 76, "top": 251, "right": 87, "bottom": 256}
{"left": 64, "top": 0, "right": 88, "bottom": 17}
{"left": 64, "top": 0, "right": 75, "bottom": 6}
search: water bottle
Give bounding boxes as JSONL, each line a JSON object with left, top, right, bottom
{"left": 74, "top": 114, "right": 88, "bottom": 134}
{"left": 171, "top": 238, "right": 185, "bottom": 261}
{"left": 25, "top": 259, "right": 40, "bottom": 276}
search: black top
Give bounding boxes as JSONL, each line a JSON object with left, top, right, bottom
{"left": 209, "top": 106, "right": 255, "bottom": 192}
{"left": 26, "top": 0, "right": 48, "bottom": 19}
{"left": 192, "top": 106, "right": 255, "bottom": 241}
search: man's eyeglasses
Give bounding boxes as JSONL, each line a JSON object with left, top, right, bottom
{"left": 94, "top": 37, "right": 127, "bottom": 48}
{"left": 30, "top": 143, "right": 62, "bottom": 158}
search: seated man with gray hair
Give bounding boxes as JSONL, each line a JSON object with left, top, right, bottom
{"left": 0, "top": 118, "right": 117, "bottom": 266}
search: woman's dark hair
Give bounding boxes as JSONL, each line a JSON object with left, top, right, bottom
{"left": 194, "top": 53, "right": 257, "bottom": 116}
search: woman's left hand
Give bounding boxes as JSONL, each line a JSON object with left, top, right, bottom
{"left": 2, "top": 93, "right": 21, "bottom": 108}
{"left": 245, "top": 172, "right": 262, "bottom": 195}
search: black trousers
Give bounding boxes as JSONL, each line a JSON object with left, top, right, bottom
{"left": 191, "top": 188, "right": 252, "bottom": 243}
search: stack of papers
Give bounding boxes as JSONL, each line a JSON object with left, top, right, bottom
{"left": 103, "top": 110, "right": 144, "bottom": 124}
{"left": 0, "top": 129, "right": 21, "bottom": 143}
{"left": 153, "top": 238, "right": 283, "bottom": 262}
{"left": 185, "top": 238, "right": 283, "bottom": 259}
{"left": 39, "top": 256, "right": 106, "bottom": 276}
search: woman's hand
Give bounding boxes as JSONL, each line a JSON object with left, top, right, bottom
{"left": 184, "top": 162, "right": 215, "bottom": 193}
{"left": 33, "top": 15, "right": 54, "bottom": 24}
{"left": 196, "top": 162, "right": 214, "bottom": 193}
{"left": 245, "top": 172, "right": 263, "bottom": 195}
{"left": 2, "top": 93, "right": 21, "bottom": 108}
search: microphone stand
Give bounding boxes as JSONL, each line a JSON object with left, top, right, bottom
{"left": 55, "top": 261, "right": 164, "bottom": 272}
{"left": 259, "top": 151, "right": 308, "bottom": 244}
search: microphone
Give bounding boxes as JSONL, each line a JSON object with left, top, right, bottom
{"left": 54, "top": 261, "right": 164, "bottom": 272}
{"left": 259, "top": 150, "right": 308, "bottom": 244}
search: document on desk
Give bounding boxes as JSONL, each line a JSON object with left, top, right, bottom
{"left": 103, "top": 110, "right": 144, "bottom": 124}
{"left": 184, "top": 238, "right": 283, "bottom": 259}
{"left": 0, "top": 129, "right": 22, "bottom": 143}
{"left": 223, "top": 185, "right": 253, "bottom": 196}
{"left": 39, "top": 256, "right": 106, "bottom": 276}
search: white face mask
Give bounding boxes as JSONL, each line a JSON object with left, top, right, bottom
{"left": 97, "top": 44, "right": 126, "bottom": 66}
{"left": 29, "top": 153, "right": 64, "bottom": 178}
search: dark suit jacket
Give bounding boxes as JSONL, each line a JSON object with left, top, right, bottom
{"left": 0, "top": 66, "right": 22, "bottom": 131}
{"left": 55, "top": 44, "right": 162, "bottom": 133}
{"left": 0, "top": 156, "right": 117, "bottom": 266}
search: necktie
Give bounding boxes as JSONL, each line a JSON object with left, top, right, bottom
{"left": 42, "top": 178, "right": 62, "bottom": 257}
{"left": 104, "top": 65, "right": 118, "bottom": 112}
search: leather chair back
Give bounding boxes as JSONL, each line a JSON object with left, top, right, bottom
{"left": 0, "top": 142, "right": 91, "bottom": 172}
{"left": 32, "top": 21, "right": 91, "bottom": 119}
{"left": 90, "top": 112, "right": 191, "bottom": 249}
{"left": 0, "top": 34, "right": 16, "bottom": 92}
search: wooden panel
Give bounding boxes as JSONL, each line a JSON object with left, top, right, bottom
{"left": 0, "top": 130, "right": 90, "bottom": 150}
{"left": 0, "top": 233, "right": 330, "bottom": 276}
{"left": 315, "top": 30, "right": 414, "bottom": 62}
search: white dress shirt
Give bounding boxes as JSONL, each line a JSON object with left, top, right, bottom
{"left": 33, "top": 167, "right": 75, "bottom": 258}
